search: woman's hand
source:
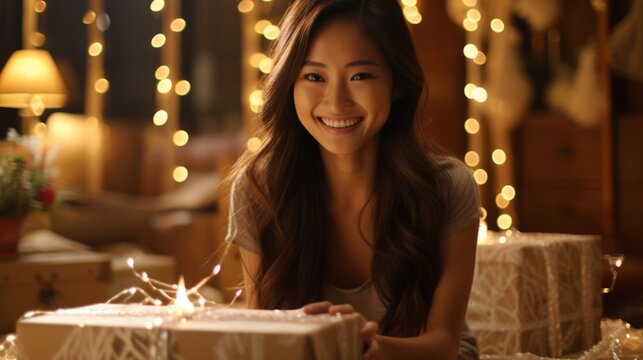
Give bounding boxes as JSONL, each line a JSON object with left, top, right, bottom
{"left": 302, "top": 301, "right": 382, "bottom": 359}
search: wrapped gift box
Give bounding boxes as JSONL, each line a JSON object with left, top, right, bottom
{"left": 466, "top": 233, "right": 602, "bottom": 357}
{"left": 0, "top": 251, "right": 111, "bottom": 333}
{"left": 16, "top": 304, "right": 362, "bottom": 359}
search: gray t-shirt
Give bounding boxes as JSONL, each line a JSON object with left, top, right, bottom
{"left": 225, "top": 156, "right": 481, "bottom": 358}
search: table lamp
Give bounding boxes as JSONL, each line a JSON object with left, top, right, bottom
{"left": 0, "top": 49, "right": 67, "bottom": 132}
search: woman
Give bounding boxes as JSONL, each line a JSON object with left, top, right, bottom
{"left": 225, "top": 0, "right": 481, "bottom": 358}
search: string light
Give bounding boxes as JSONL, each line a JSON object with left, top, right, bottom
{"left": 150, "top": 0, "right": 165, "bottom": 12}
{"left": 464, "top": 118, "right": 480, "bottom": 134}
{"left": 155, "top": 65, "right": 170, "bottom": 79}
{"left": 491, "top": 149, "right": 507, "bottom": 165}
{"left": 157, "top": 78, "right": 173, "bottom": 93}
{"left": 173, "top": 166, "right": 189, "bottom": 182}
{"left": 473, "top": 169, "right": 488, "bottom": 185}
{"left": 175, "top": 80, "right": 191, "bottom": 96}
{"left": 246, "top": 137, "right": 263, "bottom": 152}
{"left": 490, "top": 18, "right": 505, "bottom": 33}
{"left": 94, "top": 78, "right": 110, "bottom": 94}
{"left": 88, "top": 42, "right": 103, "bottom": 56}
{"left": 464, "top": 151, "right": 480, "bottom": 167}
{"left": 151, "top": 33, "right": 166, "bottom": 48}
{"left": 497, "top": 214, "right": 512, "bottom": 230}
{"left": 262, "top": 24, "right": 280, "bottom": 40}
{"left": 170, "top": 18, "right": 186, "bottom": 32}
{"left": 173, "top": 130, "right": 189, "bottom": 147}
{"left": 153, "top": 110, "right": 168, "bottom": 126}
{"left": 238, "top": 0, "right": 254, "bottom": 13}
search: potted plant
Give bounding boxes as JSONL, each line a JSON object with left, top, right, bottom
{"left": 0, "top": 128, "right": 58, "bottom": 260}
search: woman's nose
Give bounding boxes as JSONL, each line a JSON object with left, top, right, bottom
{"left": 324, "top": 81, "right": 353, "bottom": 112}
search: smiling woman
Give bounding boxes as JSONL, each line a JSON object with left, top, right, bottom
{"left": 223, "top": 0, "right": 481, "bottom": 359}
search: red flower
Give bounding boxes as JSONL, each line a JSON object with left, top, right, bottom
{"left": 37, "top": 186, "right": 56, "bottom": 208}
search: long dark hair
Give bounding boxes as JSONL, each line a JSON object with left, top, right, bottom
{"left": 227, "top": 0, "right": 447, "bottom": 337}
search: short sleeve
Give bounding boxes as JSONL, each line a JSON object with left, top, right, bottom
{"left": 441, "top": 157, "right": 482, "bottom": 235}
{"left": 225, "top": 171, "right": 260, "bottom": 253}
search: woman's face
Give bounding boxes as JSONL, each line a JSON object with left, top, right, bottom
{"left": 293, "top": 17, "right": 395, "bottom": 157}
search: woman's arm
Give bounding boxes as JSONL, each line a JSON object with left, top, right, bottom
{"left": 238, "top": 247, "right": 262, "bottom": 309}
{"left": 371, "top": 221, "right": 478, "bottom": 360}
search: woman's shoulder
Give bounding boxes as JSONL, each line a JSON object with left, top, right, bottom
{"left": 432, "top": 154, "right": 473, "bottom": 184}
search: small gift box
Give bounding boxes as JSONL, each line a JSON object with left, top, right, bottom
{"left": 466, "top": 233, "right": 602, "bottom": 357}
{"left": 16, "top": 304, "right": 362, "bottom": 360}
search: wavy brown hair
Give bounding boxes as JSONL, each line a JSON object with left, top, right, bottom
{"left": 226, "top": 0, "right": 447, "bottom": 337}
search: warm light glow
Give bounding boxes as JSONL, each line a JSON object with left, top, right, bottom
{"left": 495, "top": 194, "right": 510, "bottom": 209}
{"left": 157, "top": 79, "right": 172, "bottom": 93}
{"left": 238, "top": 0, "right": 254, "bottom": 13}
{"left": 463, "top": 0, "right": 477, "bottom": 6}
{"left": 473, "top": 87, "right": 488, "bottom": 102}
{"left": 87, "top": 116, "right": 99, "bottom": 132}
{"left": 477, "top": 219, "right": 488, "bottom": 242}
{"left": 263, "top": 25, "right": 280, "bottom": 40}
{"left": 150, "top": 0, "right": 165, "bottom": 12}
{"left": 473, "top": 51, "right": 487, "bottom": 65}
{"left": 492, "top": 149, "right": 507, "bottom": 165}
{"left": 30, "top": 95, "right": 45, "bottom": 116}
{"left": 254, "top": 20, "right": 271, "bottom": 34}
{"left": 258, "top": 57, "right": 273, "bottom": 74}
{"left": 34, "top": 0, "right": 47, "bottom": 13}
{"left": 464, "top": 83, "right": 477, "bottom": 99}
{"left": 249, "top": 89, "right": 264, "bottom": 107}
{"left": 94, "top": 78, "right": 110, "bottom": 94}
{"left": 173, "top": 166, "right": 189, "bottom": 182}
{"left": 153, "top": 110, "right": 168, "bottom": 126}
{"left": 173, "top": 276, "right": 195, "bottom": 316}
{"left": 464, "top": 118, "right": 480, "bottom": 134}
{"left": 213, "top": 264, "right": 222, "bottom": 275}
{"left": 497, "top": 214, "right": 513, "bottom": 230}
{"left": 82, "top": 10, "right": 96, "bottom": 24}
{"left": 250, "top": 53, "right": 266, "bottom": 68}
{"left": 466, "top": 9, "right": 481, "bottom": 22}
{"left": 0, "top": 50, "right": 67, "bottom": 109}
{"left": 34, "top": 122, "right": 47, "bottom": 137}
{"left": 473, "top": 169, "right": 488, "bottom": 184}
{"left": 173, "top": 130, "right": 189, "bottom": 146}
{"left": 463, "top": 18, "right": 478, "bottom": 32}
{"left": 480, "top": 207, "right": 487, "bottom": 220}
{"left": 127, "top": 258, "right": 134, "bottom": 268}
{"left": 402, "top": 0, "right": 417, "bottom": 6}
{"left": 175, "top": 80, "right": 191, "bottom": 96}
{"left": 463, "top": 44, "right": 478, "bottom": 59}
{"left": 464, "top": 151, "right": 480, "bottom": 167}
{"left": 155, "top": 65, "right": 170, "bottom": 79}
{"left": 151, "top": 34, "right": 166, "bottom": 48}
{"left": 88, "top": 42, "right": 103, "bottom": 56}
{"left": 501, "top": 185, "right": 516, "bottom": 201}
{"left": 170, "top": 18, "right": 186, "bottom": 32}
{"left": 246, "top": 137, "right": 263, "bottom": 152}
{"left": 405, "top": 11, "right": 422, "bottom": 24}
{"left": 30, "top": 32, "right": 45, "bottom": 47}
{"left": 490, "top": 18, "right": 505, "bottom": 33}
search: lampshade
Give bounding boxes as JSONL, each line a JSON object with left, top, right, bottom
{"left": 0, "top": 49, "right": 67, "bottom": 110}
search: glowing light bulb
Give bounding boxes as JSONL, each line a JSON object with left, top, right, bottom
{"left": 495, "top": 193, "right": 510, "bottom": 209}
{"left": 402, "top": 0, "right": 417, "bottom": 5}
{"left": 83, "top": 11, "right": 96, "bottom": 24}
{"left": 501, "top": 185, "right": 516, "bottom": 201}
{"left": 254, "top": 20, "right": 271, "bottom": 34}
{"left": 480, "top": 207, "right": 487, "bottom": 220}
{"left": 249, "top": 90, "right": 264, "bottom": 107}
{"left": 171, "top": 18, "right": 186, "bottom": 32}
{"left": 238, "top": 0, "right": 254, "bottom": 13}
{"left": 259, "top": 57, "right": 274, "bottom": 74}
{"left": 492, "top": 149, "right": 507, "bottom": 165}
{"left": 473, "top": 51, "right": 486, "bottom": 65}
{"left": 464, "top": 83, "right": 477, "bottom": 99}
{"left": 464, "top": 151, "right": 480, "bottom": 167}
{"left": 497, "top": 214, "right": 512, "bottom": 230}
{"left": 250, "top": 53, "right": 266, "bottom": 68}
{"left": 157, "top": 79, "right": 173, "bottom": 93}
{"left": 463, "top": 44, "right": 478, "bottom": 59}
{"left": 153, "top": 110, "right": 168, "bottom": 126}
{"left": 173, "top": 130, "right": 189, "bottom": 147}
{"left": 150, "top": 0, "right": 165, "bottom": 12}
{"left": 473, "top": 169, "right": 488, "bottom": 184}
{"left": 246, "top": 137, "right": 263, "bottom": 152}
{"left": 213, "top": 264, "right": 222, "bottom": 275}
{"left": 155, "top": 65, "right": 170, "bottom": 79}
{"left": 466, "top": 9, "right": 481, "bottom": 22}
{"left": 175, "top": 80, "right": 191, "bottom": 96}
{"left": 463, "top": 18, "right": 478, "bottom": 31}
{"left": 88, "top": 42, "right": 103, "bottom": 56}
{"left": 464, "top": 118, "right": 480, "bottom": 134}
{"left": 472, "top": 87, "right": 487, "bottom": 102}
{"left": 490, "top": 18, "right": 505, "bottom": 33}
{"left": 34, "top": 1, "right": 47, "bottom": 13}
{"left": 151, "top": 34, "right": 166, "bottom": 48}
{"left": 34, "top": 122, "right": 47, "bottom": 137}
{"left": 127, "top": 258, "right": 135, "bottom": 268}
{"left": 263, "top": 25, "right": 280, "bottom": 40}
{"left": 94, "top": 78, "right": 110, "bottom": 94}
{"left": 463, "top": 0, "right": 477, "bottom": 6}
{"left": 477, "top": 219, "right": 488, "bottom": 242}
{"left": 173, "top": 276, "right": 195, "bottom": 316}
{"left": 173, "top": 166, "right": 188, "bottom": 182}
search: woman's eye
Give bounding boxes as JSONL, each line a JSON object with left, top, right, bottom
{"left": 351, "top": 73, "right": 374, "bottom": 81}
{"left": 303, "top": 73, "right": 324, "bottom": 82}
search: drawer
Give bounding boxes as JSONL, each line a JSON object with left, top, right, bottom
{"left": 516, "top": 187, "right": 601, "bottom": 235}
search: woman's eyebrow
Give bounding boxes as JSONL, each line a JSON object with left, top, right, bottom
{"left": 302, "top": 59, "right": 379, "bottom": 68}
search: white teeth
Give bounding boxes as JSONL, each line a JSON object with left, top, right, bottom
{"left": 320, "top": 117, "right": 361, "bottom": 128}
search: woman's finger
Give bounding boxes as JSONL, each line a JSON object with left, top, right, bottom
{"left": 360, "top": 321, "right": 379, "bottom": 341}
{"left": 328, "top": 304, "right": 354, "bottom": 315}
{"left": 301, "top": 301, "right": 334, "bottom": 314}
